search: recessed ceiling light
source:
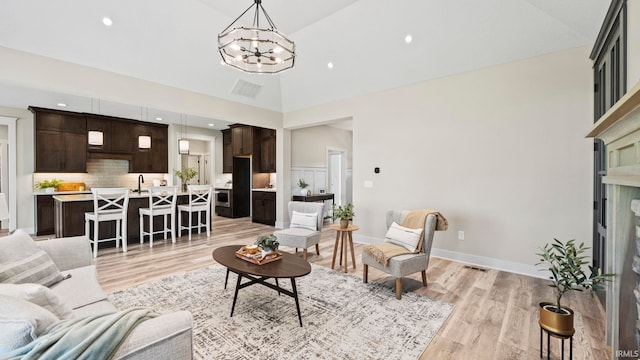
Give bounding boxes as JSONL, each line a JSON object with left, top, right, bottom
{"left": 405, "top": 34, "right": 413, "bottom": 44}
{"left": 102, "top": 17, "right": 113, "bottom": 27}
{"left": 155, "top": 117, "right": 163, "bottom": 121}
{"left": 327, "top": 62, "right": 334, "bottom": 69}
{"left": 208, "top": 123, "right": 214, "bottom": 127}
{"left": 57, "top": 103, "right": 67, "bottom": 107}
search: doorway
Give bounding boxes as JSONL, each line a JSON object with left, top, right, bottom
{"left": 327, "top": 147, "right": 347, "bottom": 205}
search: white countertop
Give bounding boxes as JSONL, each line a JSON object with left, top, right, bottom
{"left": 33, "top": 190, "right": 91, "bottom": 196}
{"left": 52, "top": 190, "right": 197, "bottom": 202}
{"left": 252, "top": 188, "right": 276, "bottom": 192}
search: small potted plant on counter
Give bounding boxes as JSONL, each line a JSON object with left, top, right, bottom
{"left": 297, "top": 178, "right": 310, "bottom": 196}
{"left": 332, "top": 203, "right": 355, "bottom": 228}
{"left": 174, "top": 167, "right": 197, "bottom": 192}
{"left": 35, "top": 179, "right": 62, "bottom": 193}
{"left": 536, "top": 238, "right": 613, "bottom": 336}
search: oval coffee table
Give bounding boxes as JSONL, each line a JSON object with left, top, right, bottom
{"left": 212, "top": 245, "right": 312, "bottom": 327}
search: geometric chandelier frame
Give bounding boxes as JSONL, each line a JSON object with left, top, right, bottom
{"left": 217, "top": 0, "right": 295, "bottom": 74}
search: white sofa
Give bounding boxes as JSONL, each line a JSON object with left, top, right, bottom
{"left": 0, "top": 232, "right": 193, "bottom": 359}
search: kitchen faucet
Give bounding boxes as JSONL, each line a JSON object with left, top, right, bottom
{"left": 138, "top": 174, "right": 144, "bottom": 193}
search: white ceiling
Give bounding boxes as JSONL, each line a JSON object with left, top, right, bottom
{"left": 0, "top": 0, "right": 610, "bottom": 128}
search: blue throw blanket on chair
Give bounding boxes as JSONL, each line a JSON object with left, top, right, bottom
{"left": 1, "top": 308, "right": 158, "bottom": 360}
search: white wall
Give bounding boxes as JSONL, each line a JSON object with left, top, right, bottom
{"left": 627, "top": 1, "right": 640, "bottom": 88}
{"left": 284, "top": 47, "right": 593, "bottom": 275}
{"left": 291, "top": 125, "right": 352, "bottom": 168}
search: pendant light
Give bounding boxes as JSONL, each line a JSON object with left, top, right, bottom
{"left": 178, "top": 114, "right": 190, "bottom": 155}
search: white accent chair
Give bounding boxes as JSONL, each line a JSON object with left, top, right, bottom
{"left": 178, "top": 185, "right": 212, "bottom": 241}
{"left": 362, "top": 210, "right": 437, "bottom": 299}
{"left": 84, "top": 188, "right": 130, "bottom": 258}
{"left": 139, "top": 186, "right": 178, "bottom": 247}
{"left": 273, "top": 201, "right": 325, "bottom": 260}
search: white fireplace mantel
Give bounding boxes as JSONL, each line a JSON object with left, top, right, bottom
{"left": 588, "top": 80, "right": 640, "bottom": 187}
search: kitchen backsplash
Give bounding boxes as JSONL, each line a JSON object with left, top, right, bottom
{"left": 34, "top": 159, "right": 167, "bottom": 190}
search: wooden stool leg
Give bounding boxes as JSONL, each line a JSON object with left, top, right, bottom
{"left": 348, "top": 231, "right": 356, "bottom": 269}
{"left": 331, "top": 230, "right": 340, "bottom": 269}
{"left": 342, "top": 232, "right": 348, "bottom": 273}
{"left": 561, "top": 337, "right": 565, "bottom": 360}
{"left": 547, "top": 331, "right": 550, "bottom": 359}
{"left": 363, "top": 264, "right": 368, "bottom": 283}
{"left": 569, "top": 335, "right": 572, "bottom": 360}
{"left": 395, "top": 278, "right": 402, "bottom": 299}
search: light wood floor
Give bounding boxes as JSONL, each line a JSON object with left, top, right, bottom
{"left": 94, "top": 216, "right": 609, "bottom": 359}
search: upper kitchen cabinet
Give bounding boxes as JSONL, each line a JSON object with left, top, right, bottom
{"left": 222, "top": 129, "right": 233, "bottom": 173}
{"left": 231, "top": 124, "right": 253, "bottom": 156}
{"left": 259, "top": 128, "right": 276, "bottom": 173}
{"left": 86, "top": 115, "right": 133, "bottom": 155}
{"left": 31, "top": 107, "right": 87, "bottom": 173}
{"left": 129, "top": 123, "right": 168, "bottom": 173}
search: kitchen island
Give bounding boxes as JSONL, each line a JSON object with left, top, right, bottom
{"left": 53, "top": 191, "right": 209, "bottom": 244}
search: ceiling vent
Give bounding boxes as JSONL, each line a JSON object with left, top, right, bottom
{"left": 231, "top": 79, "right": 262, "bottom": 99}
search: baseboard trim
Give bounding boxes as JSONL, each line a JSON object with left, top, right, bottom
{"left": 352, "top": 234, "right": 547, "bottom": 279}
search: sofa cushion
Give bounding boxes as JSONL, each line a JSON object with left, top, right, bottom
{"left": 384, "top": 222, "right": 423, "bottom": 252}
{"left": 50, "top": 265, "right": 107, "bottom": 310}
{"left": 0, "top": 230, "right": 65, "bottom": 287}
{"left": 72, "top": 300, "right": 117, "bottom": 318}
{"left": 0, "top": 283, "right": 73, "bottom": 319}
{"left": 0, "top": 294, "right": 58, "bottom": 352}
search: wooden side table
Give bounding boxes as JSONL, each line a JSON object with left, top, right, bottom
{"left": 330, "top": 223, "right": 359, "bottom": 273}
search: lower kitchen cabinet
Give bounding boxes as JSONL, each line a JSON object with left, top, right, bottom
{"left": 35, "top": 195, "right": 55, "bottom": 235}
{"left": 252, "top": 191, "right": 275, "bottom": 226}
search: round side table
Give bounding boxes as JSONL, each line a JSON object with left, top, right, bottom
{"left": 329, "top": 223, "right": 359, "bottom": 273}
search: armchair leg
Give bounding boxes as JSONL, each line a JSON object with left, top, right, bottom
{"left": 363, "top": 264, "right": 368, "bottom": 283}
{"left": 315, "top": 243, "right": 320, "bottom": 255}
{"left": 421, "top": 271, "right": 428, "bottom": 286}
{"left": 303, "top": 249, "right": 308, "bottom": 260}
{"left": 395, "top": 278, "right": 402, "bottom": 300}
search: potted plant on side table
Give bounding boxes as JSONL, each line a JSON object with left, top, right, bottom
{"left": 255, "top": 234, "right": 279, "bottom": 258}
{"left": 536, "top": 238, "right": 613, "bottom": 336}
{"left": 35, "top": 179, "right": 62, "bottom": 193}
{"left": 297, "top": 178, "right": 310, "bottom": 196}
{"left": 174, "top": 167, "right": 197, "bottom": 192}
{"left": 332, "top": 203, "right": 355, "bottom": 229}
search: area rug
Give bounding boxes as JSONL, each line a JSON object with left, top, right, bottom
{"left": 108, "top": 264, "right": 454, "bottom": 360}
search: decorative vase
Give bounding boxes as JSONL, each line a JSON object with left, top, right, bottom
{"left": 340, "top": 219, "right": 349, "bottom": 228}
{"left": 538, "top": 302, "right": 574, "bottom": 336}
{"left": 182, "top": 183, "right": 188, "bottom": 192}
{"left": 45, "top": 187, "right": 55, "bottom": 193}
{"left": 301, "top": 188, "right": 309, "bottom": 196}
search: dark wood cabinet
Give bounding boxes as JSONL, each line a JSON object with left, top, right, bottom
{"left": 129, "top": 123, "right": 168, "bottom": 173}
{"left": 231, "top": 124, "right": 253, "bottom": 156}
{"left": 35, "top": 195, "right": 55, "bottom": 235}
{"left": 222, "top": 129, "right": 233, "bottom": 173}
{"left": 252, "top": 191, "right": 276, "bottom": 226}
{"left": 260, "top": 128, "right": 276, "bottom": 173}
{"left": 31, "top": 107, "right": 87, "bottom": 173}
{"left": 87, "top": 116, "right": 133, "bottom": 154}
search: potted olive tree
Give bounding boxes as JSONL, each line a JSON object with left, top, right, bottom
{"left": 174, "top": 167, "right": 197, "bottom": 192}
{"left": 536, "top": 239, "right": 613, "bottom": 335}
{"left": 332, "top": 203, "right": 355, "bottom": 228}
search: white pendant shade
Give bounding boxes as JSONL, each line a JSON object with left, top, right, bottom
{"left": 138, "top": 135, "right": 152, "bottom": 149}
{"left": 178, "top": 139, "right": 190, "bottom": 154}
{"left": 88, "top": 131, "right": 103, "bottom": 146}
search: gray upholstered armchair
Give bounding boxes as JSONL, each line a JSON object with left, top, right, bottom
{"left": 273, "top": 201, "right": 325, "bottom": 260}
{"left": 362, "top": 210, "right": 437, "bottom": 299}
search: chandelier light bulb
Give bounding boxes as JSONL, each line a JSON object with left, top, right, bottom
{"left": 274, "top": 47, "right": 283, "bottom": 54}
{"left": 102, "top": 17, "right": 113, "bottom": 27}
{"left": 231, "top": 43, "right": 241, "bottom": 51}
{"left": 405, "top": 34, "right": 413, "bottom": 43}
{"left": 327, "top": 62, "right": 334, "bottom": 69}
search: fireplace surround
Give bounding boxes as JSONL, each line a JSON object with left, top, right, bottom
{"left": 588, "top": 80, "right": 640, "bottom": 356}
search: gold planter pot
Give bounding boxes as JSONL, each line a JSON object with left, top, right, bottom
{"left": 538, "top": 302, "right": 575, "bottom": 336}
{"left": 340, "top": 219, "right": 349, "bottom": 229}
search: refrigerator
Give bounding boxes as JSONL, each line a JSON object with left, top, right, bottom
{"left": 232, "top": 157, "right": 251, "bottom": 218}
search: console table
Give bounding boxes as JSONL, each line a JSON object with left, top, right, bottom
{"left": 291, "top": 193, "right": 334, "bottom": 220}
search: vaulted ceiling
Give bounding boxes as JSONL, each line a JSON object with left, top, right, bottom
{"left": 0, "top": 0, "right": 610, "bottom": 125}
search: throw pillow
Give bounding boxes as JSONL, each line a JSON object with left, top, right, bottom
{"left": 0, "top": 294, "right": 58, "bottom": 352}
{"left": 0, "top": 249, "right": 65, "bottom": 287}
{"left": 0, "top": 283, "right": 73, "bottom": 319}
{"left": 0, "top": 229, "right": 39, "bottom": 262}
{"left": 290, "top": 211, "right": 318, "bottom": 231}
{"left": 384, "top": 222, "right": 423, "bottom": 253}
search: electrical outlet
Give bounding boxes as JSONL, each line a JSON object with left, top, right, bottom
{"left": 458, "top": 231, "right": 465, "bottom": 240}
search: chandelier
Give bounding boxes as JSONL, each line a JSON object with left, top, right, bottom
{"left": 218, "top": 0, "right": 295, "bottom": 74}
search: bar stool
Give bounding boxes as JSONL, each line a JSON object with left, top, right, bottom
{"left": 178, "top": 185, "right": 212, "bottom": 241}
{"left": 139, "top": 186, "right": 178, "bottom": 247}
{"left": 85, "top": 188, "right": 130, "bottom": 258}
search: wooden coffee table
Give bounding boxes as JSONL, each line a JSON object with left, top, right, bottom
{"left": 212, "top": 245, "right": 312, "bottom": 327}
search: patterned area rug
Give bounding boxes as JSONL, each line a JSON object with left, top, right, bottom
{"left": 108, "top": 264, "right": 454, "bottom": 360}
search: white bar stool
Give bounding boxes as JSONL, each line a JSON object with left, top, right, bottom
{"left": 178, "top": 185, "right": 212, "bottom": 241}
{"left": 85, "top": 188, "right": 130, "bottom": 258}
{"left": 139, "top": 186, "right": 178, "bottom": 247}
